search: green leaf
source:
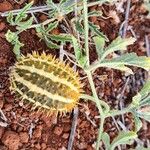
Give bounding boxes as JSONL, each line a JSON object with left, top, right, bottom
{"left": 15, "top": 2, "right": 33, "bottom": 23}
{"left": 72, "top": 36, "right": 87, "bottom": 67}
{"left": 35, "top": 21, "right": 60, "bottom": 49}
{"left": 89, "top": 21, "right": 109, "bottom": 42}
{"left": 136, "top": 110, "right": 150, "bottom": 122}
{"left": 7, "top": 12, "right": 14, "bottom": 25}
{"left": 137, "top": 80, "right": 150, "bottom": 99}
{"left": 6, "top": 2, "right": 33, "bottom": 32}
{"left": 93, "top": 36, "right": 105, "bottom": 59}
{"left": 5, "top": 30, "right": 23, "bottom": 58}
{"left": 60, "top": 0, "right": 75, "bottom": 14}
{"left": 44, "top": 36, "right": 59, "bottom": 49}
{"left": 131, "top": 80, "right": 150, "bottom": 107}
{"left": 90, "top": 53, "right": 150, "bottom": 74}
{"left": 75, "top": 20, "right": 84, "bottom": 33}
{"left": 110, "top": 131, "right": 137, "bottom": 150}
{"left": 16, "top": 17, "right": 33, "bottom": 31}
{"left": 133, "top": 115, "right": 142, "bottom": 132}
{"left": 102, "top": 132, "right": 110, "bottom": 149}
{"left": 45, "top": 21, "right": 58, "bottom": 33}
{"left": 48, "top": 34, "right": 72, "bottom": 43}
{"left": 46, "top": 0, "right": 57, "bottom": 9}
{"left": 88, "top": 10, "right": 103, "bottom": 17}
{"left": 101, "top": 36, "right": 136, "bottom": 61}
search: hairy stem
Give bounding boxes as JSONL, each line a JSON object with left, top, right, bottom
{"left": 83, "top": 0, "right": 89, "bottom": 67}
{"left": 86, "top": 71, "right": 105, "bottom": 150}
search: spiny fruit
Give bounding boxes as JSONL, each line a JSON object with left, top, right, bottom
{"left": 9, "top": 51, "right": 82, "bottom": 115}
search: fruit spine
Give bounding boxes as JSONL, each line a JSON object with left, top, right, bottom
{"left": 9, "top": 51, "right": 82, "bottom": 115}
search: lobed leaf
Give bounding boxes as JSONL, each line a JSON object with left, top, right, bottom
{"left": 93, "top": 36, "right": 105, "bottom": 59}
{"left": 132, "top": 80, "right": 150, "bottom": 107}
{"left": 102, "top": 132, "right": 110, "bottom": 149}
{"left": 89, "top": 21, "right": 109, "bottom": 41}
{"left": 15, "top": 2, "right": 33, "bottom": 23}
{"left": 7, "top": 2, "right": 33, "bottom": 32}
{"left": 101, "top": 36, "right": 136, "bottom": 61}
{"left": 90, "top": 53, "right": 150, "bottom": 74}
{"left": 5, "top": 30, "right": 24, "bottom": 58}
{"left": 88, "top": 10, "right": 103, "bottom": 17}
{"left": 45, "top": 21, "right": 59, "bottom": 33}
{"left": 72, "top": 36, "right": 87, "bottom": 67}
{"left": 133, "top": 115, "right": 143, "bottom": 132}
{"left": 110, "top": 131, "right": 137, "bottom": 150}
{"left": 48, "top": 34, "right": 72, "bottom": 43}
{"left": 136, "top": 110, "right": 150, "bottom": 122}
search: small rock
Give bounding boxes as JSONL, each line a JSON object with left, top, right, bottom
{"left": 0, "top": 99, "right": 4, "bottom": 108}
{"left": 41, "top": 143, "right": 47, "bottom": 150}
{"left": 42, "top": 133, "right": 49, "bottom": 143}
{"left": 19, "top": 132, "right": 29, "bottom": 143}
{"left": 77, "top": 142, "right": 87, "bottom": 149}
{"left": 4, "top": 103, "right": 12, "bottom": 111}
{"left": 0, "top": 22, "right": 5, "bottom": 31}
{"left": 33, "top": 126, "right": 42, "bottom": 138}
{"left": 62, "top": 133, "right": 69, "bottom": 139}
{"left": 34, "top": 143, "right": 41, "bottom": 150}
{"left": 39, "top": 14, "right": 48, "bottom": 22}
{"left": 58, "top": 147, "right": 67, "bottom": 150}
{"left": 2, "top": 131, "right": 20, "bottom": 150}
{"left": 0, "top": 126, "right": 4, "bottom": 138}
{"left": 0, "top": 1, "right": 13, "bottom": 12}
{"left": 46, "top": 148, "right": 52, "bottom": 150}
{"left": 54, "top": 126, "right": 63, "bottom": 136}
{"left": 63, "top": 123, "right": 71, "bottom": 132}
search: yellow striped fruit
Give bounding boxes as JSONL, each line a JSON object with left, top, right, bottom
{"left": 9, "top": 52, "right": 82, "bottom": 115}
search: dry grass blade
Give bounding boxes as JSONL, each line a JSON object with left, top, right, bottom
{"left": 67, "top": 107, "right": 78, "bottom": 150}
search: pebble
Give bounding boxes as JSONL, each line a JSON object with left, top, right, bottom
{"left": 4, "top": 103, "right": 12, "bottom": 111}
{"left": 2, "top": 131, "right": 20, "bottom": 150}
{"left": 34, "top": 143, "right": 41, "bottom": 150}
{"left": 0, "top": 1, "right": 13, "bottom": 12}
{"left": 19, "top": 132, "right": 29, "bottom": 143}
{"left": 0, "top": 22, "right": 5, "bottom": 31}
{"left": 41, "top": 143, "right": 47, "bottom": 150}
{"left": 0, "top": 99, "right": 4, "bottom": 108}
{"left": 54, "top": 126, "right": 63, "bottom": 136}
{"left": 0, "top": 126, "right": 4, "bottom": 138}
{"left": 33, "top": 126, "right": 42, "bottom": 138}
{"left": 62, "top": 133, "right": 69, "bottom": 139}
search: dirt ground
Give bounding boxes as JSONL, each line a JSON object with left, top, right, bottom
{"left": 0, "top": 0, "right": 150, "bottom": 150}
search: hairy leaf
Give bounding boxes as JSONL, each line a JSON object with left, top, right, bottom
{"left": 90, "top": 53, "right": 150, "bottom": 74}
{"left": 72, "top": 36, "right": 86, "bottom": 67}
{"left": 45, "top": 36, "right": 59, "bottom": 49}
{"left": 132, "top": 80, "right": 150, "bottom": 107}
{"left": 136, "top": 109, "right": 150, "bottom": 122}
{"left": 110, "top": 131, "right": 137, "bottom": 150}
{"left": 16, "top": 17, "right": 33, "bottom": 31}
{"left": 89, "top": 22, "right": 109, "bottom": 41}
{"left": 5, "top": 30, "right": 23, "bottom": 58}
{"left": 48, "top": 34, "right": 72, "bottom": 43}
{"left": 102, "top": 132, "right": 110, "bottom": 149}
{"left": 93, "top": 36, "right": 105, "bottom": 59}
{"left": 45, "top": 21, "right": 59, "bottom": 33}
{"left": 101, "top": 36, "right": 136, "bottom": 61}
{"left": 75, "top": 20, "right": 84, "bottom": 33}
{"left": 88, "top": 10, "right": 103, "bottom": 17}
{"left": 7, "top": 2, "right": 33, "bottom": 31}
{"left": 133, "top": 115, "right": 143, "bottom": 132}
